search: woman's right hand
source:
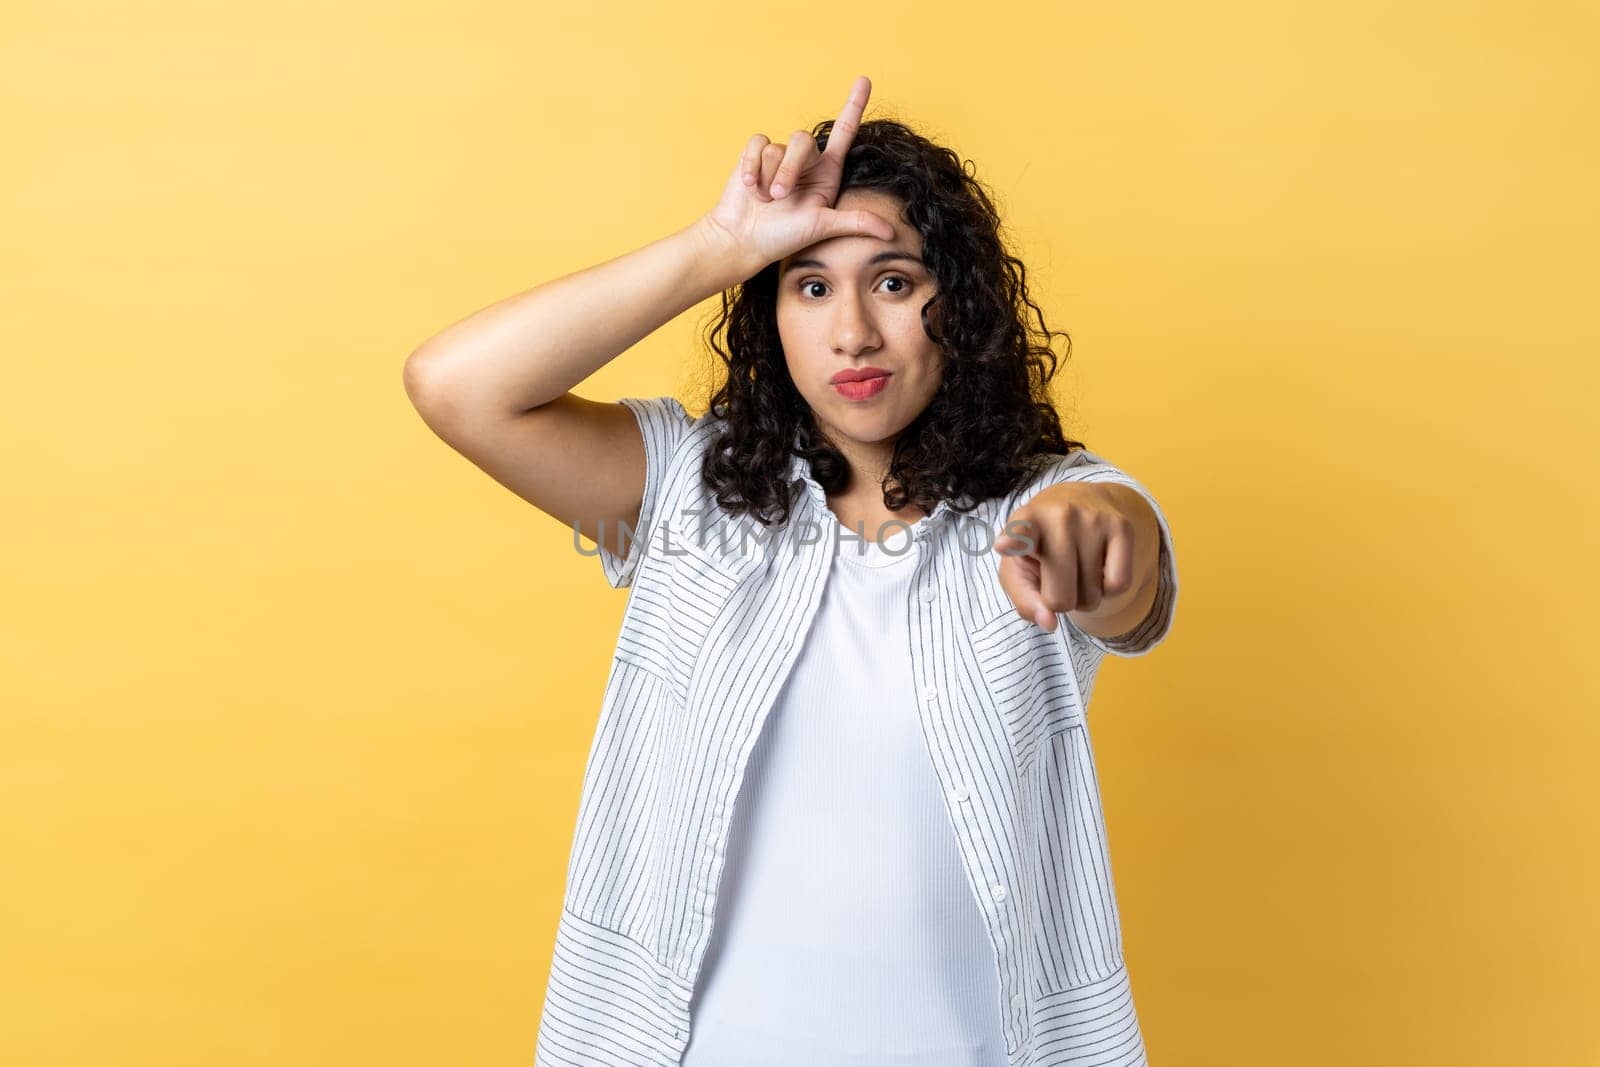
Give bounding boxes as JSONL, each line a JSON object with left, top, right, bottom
{"left": 698, "top": 75, "right": 898, "bottom": 278}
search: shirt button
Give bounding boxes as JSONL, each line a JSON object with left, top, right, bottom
{"left": 921, "top": 684, "right": 939, "bottom": 702}
{"left": 952, "top": 783, "right": 971, "bottom": 802}
{"left": 920, "top": 586, "right": 937, "bottom": 602}
{"left": 990, "top": 883, "right": 1008, "bottom": 902}
{"left": 1011, "top": 992, "right": 1025, "bottom": 1009}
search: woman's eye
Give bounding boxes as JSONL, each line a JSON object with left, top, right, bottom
{"left": 799, "top": 276, "right": 912, "bottom": 299}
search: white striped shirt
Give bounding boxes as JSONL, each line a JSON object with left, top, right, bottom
{"left": 535, "top": 396, "right": 1179, "bottom": 1067}
{"left": 680, "top": 529, "right": 1009, "bottom": 1065}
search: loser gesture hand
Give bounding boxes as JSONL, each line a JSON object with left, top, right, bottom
{"left": 700, "top": 75, "right": 898, "bottom": 275}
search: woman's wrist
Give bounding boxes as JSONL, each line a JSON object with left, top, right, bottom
{"left": 683, "top": 215, "right": 765, "bottom": 292}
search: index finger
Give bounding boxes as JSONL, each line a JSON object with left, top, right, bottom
{"left": 996, "top": 546, "right": 1056, "bottom": 631}
{"left": 823, "top": 75, "right": 872, "bottom": 162}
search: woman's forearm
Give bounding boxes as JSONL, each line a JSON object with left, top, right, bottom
{"left": 404, "top": 216, "right": 755, "bottom": 417}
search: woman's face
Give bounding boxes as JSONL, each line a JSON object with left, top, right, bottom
{"left": 776, "top": 188, "right": 943, "bottom": 461}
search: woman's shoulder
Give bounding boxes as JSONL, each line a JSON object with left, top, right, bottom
{"left": 978, "top": 447, "right": 1110, "bottom": 516}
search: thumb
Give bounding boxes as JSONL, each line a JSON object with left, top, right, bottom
{"left": 816, "top": 206, "right": 896, "bottom": 243}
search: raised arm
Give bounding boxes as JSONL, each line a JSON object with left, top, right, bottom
{"left": 401, "top": 75, "right": 893, "bottom": 551}
{"left": 401, "top": 220, "right": 750, "bottom": 548}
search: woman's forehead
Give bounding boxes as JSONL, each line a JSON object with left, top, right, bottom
{"left": 782, "top": 197, "right": 922, "bottom": 269}
{"left": 836, "top": 187, "right": 909, "bottom": 224}
{"left": 780, "top": 246, "right": 926, "bottom": 280}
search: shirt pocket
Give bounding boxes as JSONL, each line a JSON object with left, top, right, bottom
{"left": 968, "top": 608, "right": 1087, "bottom": 770}
{"left": 614, "top": 512, "right": 757, "bottom": 711}
{"left": 969, "top": 610, "right": 1127, "bottom": 993}
{"left": 1018, "top": 724, "right": 1127, "bottom": 993}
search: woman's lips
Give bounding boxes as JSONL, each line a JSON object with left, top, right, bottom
{"left": 833, "top": 374, "right": 891, "bottom": 400}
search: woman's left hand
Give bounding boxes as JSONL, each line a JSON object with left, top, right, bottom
{"left": 994, "top": 483, "right": 1157, "bottom": 632}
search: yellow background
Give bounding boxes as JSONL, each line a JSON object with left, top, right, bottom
{"left": 4, "top": 1, "right": 1596, "bottom": 1063}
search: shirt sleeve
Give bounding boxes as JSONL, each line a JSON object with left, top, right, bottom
{"left": 1007, "top": 450, "right": 1179, "bottom": 658}
{"left": 596, "top": 395, "right": 697, "bottom": 590}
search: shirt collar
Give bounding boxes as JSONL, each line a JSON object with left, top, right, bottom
{"left": 784, "top": 444, "right": 956, "bottom": 536}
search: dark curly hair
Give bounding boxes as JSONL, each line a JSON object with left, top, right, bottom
{"left": 696, "top": 116, "right": 1086, "bottom": 528}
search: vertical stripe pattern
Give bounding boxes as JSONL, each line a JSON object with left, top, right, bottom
{"left": 538, "top": 396, "right": 1178, "bottom": 1067}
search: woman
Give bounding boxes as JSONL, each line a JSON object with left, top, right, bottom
{"left": 405, "top": 76, "right": 1176, "bottom": 1067}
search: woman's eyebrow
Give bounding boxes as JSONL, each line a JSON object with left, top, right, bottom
{"left": 779, "top": 250, "right": 925, "bottom": 277}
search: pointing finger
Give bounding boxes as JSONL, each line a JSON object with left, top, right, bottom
{"left": 996, "top": 550, "right": 1052, "bottom": 630}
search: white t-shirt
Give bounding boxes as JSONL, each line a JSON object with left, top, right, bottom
{"left": 681, "top": 523, "right": 1009, "bottom": 1066}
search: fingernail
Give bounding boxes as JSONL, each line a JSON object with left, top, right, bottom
{"left": 770, "top": 183, "right": 785, "bottom": 197}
